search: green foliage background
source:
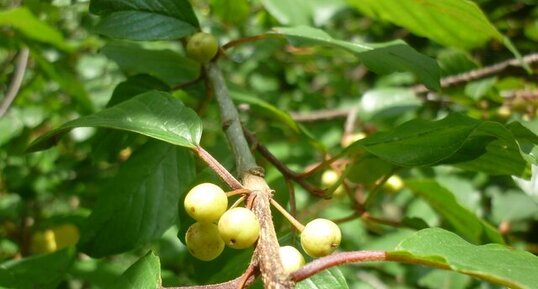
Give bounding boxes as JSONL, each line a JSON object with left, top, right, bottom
{"left": 1, "top": 0, "right": 538, "bottom": 288}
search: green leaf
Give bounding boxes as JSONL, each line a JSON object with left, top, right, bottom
{"left": 358, "top": 88, "right": 421, "bottom": 121}
{"left": 296, "top": 268, "right": 349, "bottom": 289}
{"left": 349, "top": 113, "right": 479, "bottom": 167}
{"left": 0, "top": 248, "right": 75, "bottom": 289}
{"left": 210, "top": 0, "right": 250, "bottom": 25}
{"left": 446, "top": 121, "right": 527, "bottom": 176}
{"left": 406, "top": 179, "right": 503, "bottom": 244}
{"left": 348, "top": 0, "right": 503, "bottom": 50}
{"left": 418, "top": 270, "right": 472, "bottom": 289}
{"left": 79, "top": 141, "right": 195, "bottom": 257}
{"left": 389, "top": 228, "right": 538, "bottom": 289}
{"left": 113, "top": 251, "right": 161, "bottom": 289}
{"left": 27, "top": 91, "right": 202, "bottom": 151}
{"left": 271, "top": 26, "right": 440, "bottom": 90}
{"left": 231, "top": 90, "right": 300, "bottom": 133}
{"left": 0, "top": 7, "right": 70, "bottom": 50}
{"left": 102, "top": 42, "right": 200, "bottom": 86}
{"left": 348, "top": 113, "right": 530, "bottom": 176}
{"left": 261, "top": 0, "right": 346, "bottom": 26}
{"left": 90, "top": 0, "right": 199, "bottom": 41}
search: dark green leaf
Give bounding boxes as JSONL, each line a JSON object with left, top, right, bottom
{"left": 296, "top": 268, "right": 349, "bottom": 289}
{"left": 348, "top": 113, "right": 529, "bottom": 176}
{"left": 446, "top": 122, "right": 527, "bottom": 176}
{"left": 102, "top": 42, "right": 200, "bottom": 86}
{"left": 348, "top": 0, "right": 503, "bottom": 49}
{"left": 113, "top": 251, "right": 161, "bottom": 289}
{"left": 0, "top": 7, "right": 70, "bottom": 50}
{"left": 272, "top": 26, "right": 440, "bottom": 90}
{"left": 27, "top": 91, "right": 202, "bottom": 151}
{"left": 0, "top": 248, "right": 75, "bottom": 289}
{"left": 406, "top": 179, "right": 503, "bottom": 244}
{"left": 389, "top": 228, "right": 538, "bottom": 289}
{"left": 349, "top": 113, "right": 479, "bottom": 167}
{"left": 90, "top": 0, "right": 199, "bottom": 41}
{"left": 79, "top": 141, "right": 195, "bottom": 257}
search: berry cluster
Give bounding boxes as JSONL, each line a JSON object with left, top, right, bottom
{"left": 184, "top": 183, "right": 260, "bottom": 261}
{"left": 183, "top": 182, "right": 342, "bottom": 274}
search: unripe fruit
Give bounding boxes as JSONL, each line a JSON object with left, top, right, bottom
{"left": 384, "top": 175, "right": 404, "bottom": 193}
{"left": 218, "top": 207, "right": 260, "bottom": 249}
{"left": 300, "top": 218, "right": 341, "bottom": 257}
{"left": 186, "top": 32, "right": 219, "bottom": 64}
{"left": 185, "top": 222, "right": 224, "bottom": 261}
{"left": 279, "top": 246, "right": 305, "bottom": 274}
{"left": 31, "top": 229, "right": 56, "bottom": 254}
{"left": 52, "top": 224, "right": 80, "bottom": 249}
{"left": 321, "top": 170, "right": 345, "bottom": 197}
{"left": 184, "top": 183, "right": 228, "bottom": 223}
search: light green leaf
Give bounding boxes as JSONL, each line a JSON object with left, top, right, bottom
{"left": 27, "top": 91, "right": 202, "bottom": 151}
{"left": 90, "top": 0, "right": 199, "bottom": 41}
{"left": 389, "top": 228, "right": 538, "bottom": 289}
{"left": 79, "top": 141, "right": 195, "bottom": 257}
{"left": 348, "top": 0, "right": 503, "bottom": 49}
{"left": 0, "top": 7, "right": 70, "bottom": 50}
{"left": 231, "top": 90, "right": 300, "bottom": 133}
{"left": 272, "top": 26, "right": 440, "bottom": 90}
{"left": 113, "top": 251, "right": 161, "bottom": 289}
{"left": 358, "top": 88, "right": 421, "bottom": 121}
{"left": 406, "top": 179, "right": 503, "bottom": 244}
{"left": 262, "top": 0, "right": 346, "bottom": 26}
{"left": 296, "top": 268, "right": 348, "bottom": 289}
{"left": 0, "top": 248, "right": 75, "bottom": 289}
{"left": 102, "top": 42, "right": 200, "bottom": 86}
{"left": 210, "top": 0, "right": 250, "bottom": 25}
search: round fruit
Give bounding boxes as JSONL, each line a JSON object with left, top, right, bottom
{"left": 52, "top": 224, "right": 80, "bottom": 249}
{"left": 184, "top": 183, "right": 228, "bottom": 223}
{"left": 300, "top": 218, "right": 341, "bottom": 257}
{"left": 186, "top": 32, "right": 219, "bottom": 64}
{"left": 384, "top": 175, "right": 404, "bottom": 192}
{"left": 279, "top": 246, "right": 305, "bottom": 274}
{"left": 31, "top": 229, "right": 56, "bottom": 254}
{"left": 185, "top": 222, "right": 224, "bottom": 261}
{"left": 218, "top": 207, "right": 260, "bottom": 249}
{"left": 321, "top": 170, "right": 345, "bottom": 197}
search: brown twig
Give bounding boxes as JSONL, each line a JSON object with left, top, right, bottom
{"left": 290, "top": 251, "right": 388, "bottom": 282}
{"left": 289, "top": 109, "right": 350, "bottom": 123}
{"left": 288, "top": 53, "right": 538, "bottom": 123}
{"left": 0, "top": 47, "right": 29, "bottom": 118}
{"left": 194, "top": 145, "right": 243, "bottom": 189}
{"left": 222, "top": 34, "right": 271, "bottom": 50}
{"left": 163, "top": 269, "right": 258, "bottom": 289}
{"left": 243, "top": 128, "right": 326, "bottom": 198}
{"left": 412, "top": 52, "right": 538, "bottom": 94}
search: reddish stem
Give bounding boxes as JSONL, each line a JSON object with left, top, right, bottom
{"left": 290, "top": 251, "right": 387, "bottom": 282}
{"left": 194, "top": 146, "right": 243, "bottom": 189}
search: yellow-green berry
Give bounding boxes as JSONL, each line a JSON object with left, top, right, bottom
{"left": 218, "top": 207, "right": 260, "bottom": 249}
{"left": 300, "top": 218, "right": 341, "bottom": 257}
{"left": 185, "top": 222, "right": 224, "bottom": 261}
{"left": 186, "top": 32, "right": 219, "bottom": 64}
{"left": 184, "top": 183, "right": 228, "bottom": 223}
{"left": 279, "top": 246, "right": 305, "bottom": 273}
